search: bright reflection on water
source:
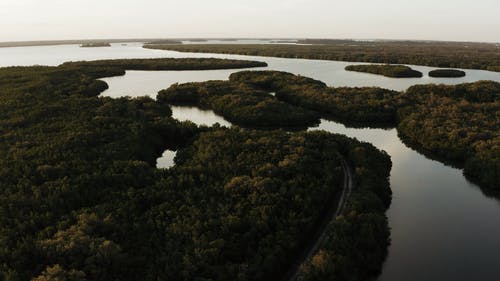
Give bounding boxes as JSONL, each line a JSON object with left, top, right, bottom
{"left": 156, "top": 150, "right": 176, "bottom": 169}
{"left": 170, "top": 106, "right": 232, "bottom": 127}
{"left": 2, "top": 43, "right": 500, "bottom": 281}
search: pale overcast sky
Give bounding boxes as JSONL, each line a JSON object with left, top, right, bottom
{"left": 0, "top": 0, "right": 499, "bottom": 42}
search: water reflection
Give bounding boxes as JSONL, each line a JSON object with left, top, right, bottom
{"left": 156, "top": 150, "right": 176, "bottom": 169}
{"left": 312, "top": 119, "right": 500, "bottom": 281}
{"left": 170, "top": 106, "right": 232, "bottom": 127}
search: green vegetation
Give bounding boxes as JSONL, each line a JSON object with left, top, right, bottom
{"left": 299, "top": 135, "right": 392, "bottom": 281}
{"left": 158, "top": 80, "right": 320, "bottom": 128}
{"left": 345, "top": 64, "right": 423, "bottom": 78}
{"left": 230, "top": 71, "right": 399, "bottom": 124}
{"left": 0, "top": 60, "right": 392, "bottom": 281}
{"left": 0, "top": 63, "right": 195, "bottom": 281}
{"left": 80, "top": 42, "right": 111, "bottom": 48}
{"left": 144, "top": 42, "right": 500, "bottom": 72}
{"left": 429, "top": 69, "right": 466, "bottom": 78}
{"left": 397, "top": 82, "right": 500, "bottom": 191}
{"left": 229, "top": 70, "right": 499, "bottom": 192}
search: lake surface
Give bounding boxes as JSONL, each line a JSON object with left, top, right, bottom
{"left": 2, "top": 43, "right": 500, "bottom": 281}
{"left": 156, "top": 150, "right": 177, "bottom": 169}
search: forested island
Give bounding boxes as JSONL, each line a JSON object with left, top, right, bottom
{"left": 144, "top": 42, "right": 500, "bottom": 72}
{"left": 429, "top": 69, "right": 466, "bottom": 77}
{"left": 345, "top": 64, "right": 423, "bottom": 78}
{"left": 80, "top": 42, "right": 111, "bottom": 47}
{"left": 158, "top": 80, "right": 320, "bottom": 128}
{"left": 0, "top": 59, "right": 392, "bottom": 281}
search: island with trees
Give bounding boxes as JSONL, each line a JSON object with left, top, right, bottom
{"left": 428, "top": 69, "right": 466, "bottom": 78}
{"left": 0, "top": 59, "right": 392, "bottom": 281}
{"left": 80, "top": 42, "right": 111, "bottom": 48}
{"left": 143, "top": 41, "right": 500, "bottom": 72}
{"left": 345, "top": 64, "right": 423, "bottom": 78}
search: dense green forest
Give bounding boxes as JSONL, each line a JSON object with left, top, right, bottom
{"left": 428, "top": 69, "right": 466, "bottom": 78}
{"left": 0, "top": 60, "right": 392, "bottom": 280}
{"left": 397, "top": 82, "right": 500, "bottom": 192}
{"left": 298, "top": 134, "right": 392, "bottom": 281}
{"left": 230, "top": 71, "right": 399, "bottom": 124}
{"left": 158, "top": 80, "right": 320, "bottom": 128}
{"left": 229, "top": 71, "right": 499, "bottom": 191}
{"left": 345, "top": 64, "right": 423, "bottom": 78}
{"left": 143, "top": 42, "right": 500, "bottom": 72}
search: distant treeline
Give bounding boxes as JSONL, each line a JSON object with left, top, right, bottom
{"left": 144, "top": 42, "right": 500, "bottom": 72}
{"left": 144, "top": 39, "right": 182, "bottom": 45}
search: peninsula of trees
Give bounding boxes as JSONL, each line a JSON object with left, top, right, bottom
{"left": 345, "top": 64, "right": 423, "bottom": 78}
{"left": 158, "top": 80, "right": 320, "bottom": 128}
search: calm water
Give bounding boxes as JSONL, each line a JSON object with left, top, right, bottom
{"left": 156, "top": 150, "right": 177, "bottom": 169}
{"left": 1, "top": 43, "right": 500, "bottom": 281}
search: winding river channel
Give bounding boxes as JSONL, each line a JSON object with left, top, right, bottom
{"left": 1, "top": 42, "right": 500, "bottom": 281}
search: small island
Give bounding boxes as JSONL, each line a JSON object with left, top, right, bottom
{"left": 80, "top": 42, "right": 111, "bottom": 48}
{"left": 188, "top": 39, "right": 208, "bottom": 42}
{"left": 145, "top": 39, "right": 182, "bottom": 45}
{"left": 429, "top": 69, "right": 466, "bottom": 78}
{"left": 345, "top": 64, "right": 423, "bottom": 78}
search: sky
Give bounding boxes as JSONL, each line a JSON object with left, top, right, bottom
{"left": 0, "top": 0, "right": 499, "bottom": 42}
